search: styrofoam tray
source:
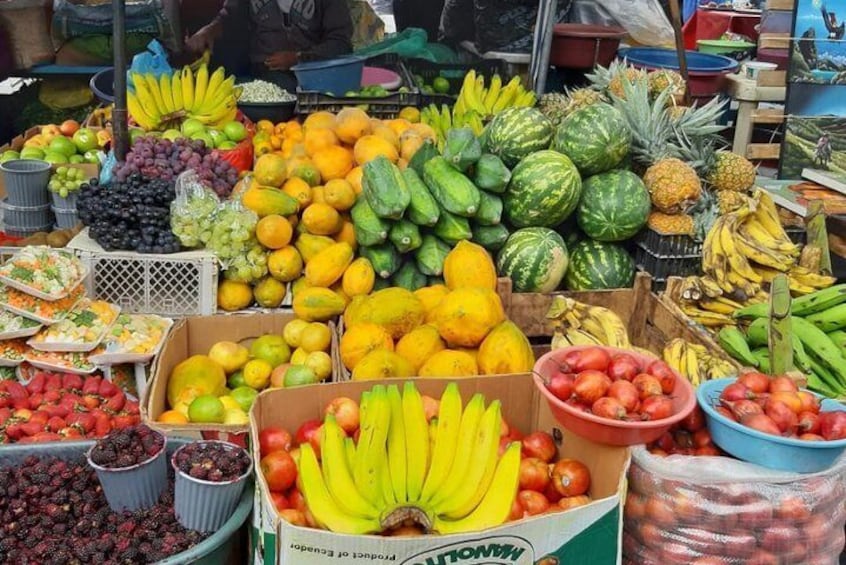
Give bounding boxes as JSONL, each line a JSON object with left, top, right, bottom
{"left": 27, "top": 301, "right": 120, "bottom": 353}
{"left": 89, "top": 315, "right": 174, "bottom": 365}
{"left": 0, "top": 338, "right": 28, "bottom": 367}
{"left": 23, "top": 352, "right": 99, "bottom": 374}
{"left": 0, "top": 310, "right": 42, "bottom": 340}
{"left": 0, "top": 270, "right": 87, "bottom": 302}
{"left": 0, "top": 286, "right": 85, "bottom": 325}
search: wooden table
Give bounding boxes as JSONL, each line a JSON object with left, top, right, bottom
{"left": 725, "top": 71, "right": 786, "bottom": 160}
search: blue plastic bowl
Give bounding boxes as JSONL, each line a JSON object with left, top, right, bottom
{"left": 292, "top": 56, "right": 364, "bottom": 94}
{"left": 619, "top": 47, "right": 739, "bottom": 73}
{"left": 90, "top": 68, "right": 115, "bottom": 104}
{"left": 698, "top": 378, "right": 846, "bottom": 473}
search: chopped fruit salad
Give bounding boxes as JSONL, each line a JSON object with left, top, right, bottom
{"left": 0, "top": 339, "right": 28, "bottom": 363}
{"left": 29, "top": 300, "right": 120, "bottom": 350}
{"left": 0, "top": 310, "right": 41, "bottom": 335}
{"left": 0, "top": 284, "right": 84, "bottom": 324}
{"left": 0, "top": 247, "right": 85, "bottom": 299}
{"left": 24, "top": 348, "right": 103, "bottom": 373}
{"left": 102, "top": 314, "right": 171, "bottom": 355}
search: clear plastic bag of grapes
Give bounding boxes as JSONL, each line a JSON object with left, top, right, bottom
{"left": 171, "top": 170, "right": 221, "bottom": 248}
{"left": 204, "top": 198, "right": 259, "bottom": 266}
{"left": 222, "top": 245, "right": 269, "bottom": 283}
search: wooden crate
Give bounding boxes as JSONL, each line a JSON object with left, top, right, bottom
{"left": 726, "top": 72, "right": 786, "bottom": 162}
{"left": 505, "top": 273, "right": 735, "bottom": 364}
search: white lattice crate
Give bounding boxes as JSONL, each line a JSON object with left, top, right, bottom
{"left": 68, "top": 230, "right": 218, "bottom": 317}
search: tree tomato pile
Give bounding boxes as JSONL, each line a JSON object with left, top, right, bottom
{"left": 648, "top": 406, "right": 723, "bottom": 457}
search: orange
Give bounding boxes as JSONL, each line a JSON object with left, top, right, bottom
{"left": 386, "top": 118, "right": 412, "bottom": 138}
{"left": 346, "top": 166, "right": 364, "bottom": 194}
{"left": 158, "top": 410, "right": 189, "bottom": 424}
{"left": 302, "top": 203, "right": 341, "bottom": 236}
{"left": 283, "top": 120, "right": 302, "bottom": 136}
{"left": 254, "top": 153, "right": 288, "bottom": 187}
{"left": 287, "top": 128, "right": 304, "bottom": 143}
{"left": 256, "top": 215, "right": 294, "bottom": 249}
{"left": 281, "top": 139, "right": 306, "bottom": 159}
{"left": 282, "top": 177, "right": 312, "bottom": 208}
{"left": 270, "top": 134, "right": 283, "bottom": 150}
{"left": 334, "top": 107, "right": 371, "bottom": 144}
{"left": 371, "top": 124, "right": 400, "bottom": 149}
{"left": 268, "top": 246, "right": 304, "bottom": 282}
{"left": 354, "top": 135, "right": 399, "bottom": 166}
{"left": 311, "top": 186, "right": 326, "bottom": 204}
{"left": 257, "top": 120, "right": 275, "bottom": 134}
{"left": 313, "top": 145, "right": 354, "bottom": 181}
{"left": 304, "top": 127, "right": 339, "bottom": 157}
{"left": 323, "top": 179, "right": 356, "bottom": 211}
{"left": 304, "top": 111, "right": 337, "bottom": 131}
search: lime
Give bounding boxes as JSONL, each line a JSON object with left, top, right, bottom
{"left": 223, "top": 121, "right": 248, "bottom": 143}
{"left": 181, "top": 118, "right": 206, "bottom": 136}
{"left": 290, "top": 347, "right": 309, "bottom": 365}
{"left": 283, "top": 365, "right": 319, "bottom": 387}
{"left": 433, "top": 77, "right": 451, "bottom": 94}
{"left": 188, "top": 395, "right": 225, "bottom": 423}
{"left": 251, "top": 335, "right": 291, "bottom": 368}
{"left": 243, "top": 358, "right": 273, "bottom": 389}
{"left": 231, "top": 386, "right": 259, "bottom": 411}
{"left": 49, "top": 136, "right": 78, "bottom": 158}
{"left": 228, "top": 370, "right": 247, "bottom": 389}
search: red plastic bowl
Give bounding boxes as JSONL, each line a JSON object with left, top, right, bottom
{"left": 550, "top": 24, "right": 626, "bottom": 69}
{"left": 533, "top": 345, "right": 696, "bottom": 446}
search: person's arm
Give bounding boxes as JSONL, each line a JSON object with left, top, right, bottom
{"left": 185, "top": 0, "right": 239, "bottom": 53}
{"left": 298, "top": 0, "right": 354, "bottom": 61}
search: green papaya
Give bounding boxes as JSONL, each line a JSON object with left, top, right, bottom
{"left": 471, "top": 223, "right": 510, "bottom": 252}
{"left": 433, "top": 208, "right": 472, "bottom": 245}
{"left": 360, "top": 243, "right": 402, "bottom": 279}
{"left": 351, "top": 197, "right": 389, "bottom": 246}
{"left": 423, "top": 156, "right": 481, "bottom": 217}
{"left": 409, "top": 139, "right": 439, "bottom": 177}
{"left": 475, "top": 191, "right": 503, "bottom": 226}
{"left": 362, "top": 155, "right": 410, "bottom": 219}
{"left": 415, "top": 235, "right": 451, "bottom": 276}
{"left": 442, "top": 127, "right": 482, "bottom": 172}
{"left": 389, "top": 220, "right": 423, "bottom": 254}
{"left": 401, "top": 168, "right": 440, "bottom": 227}
{"left": 473, "top": 154, "right": 511, "bottom": 193}
{"left": 392, "top": 261, "right": 428, "bottom": 291}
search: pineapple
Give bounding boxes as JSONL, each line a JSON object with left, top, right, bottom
{"left": 647, "top": 70, "right": 686, "bottom": 105}
{"left": 538, "top": 92, "right": 569, "bottom": 127}
{"left": 647, "top": 211, "right": 695, "bottom": 235}
{"left": 717, "top": 190, "right": 751, "bottom": 214}
{"left": 564, "top": 87, "right": 605, "bottom": 116}
{"left": 643, "top": 158, "right": 702, "bottom": 214}
{"left": 608, "top": 67, "right": 648, "bottom": 99}
{"left": 708, "top": 151, "right": 756, "bottom": 192}
{"left": 587, "top": 60, "right": 646, "bottom": 99}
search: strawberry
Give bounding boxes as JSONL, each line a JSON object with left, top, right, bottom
{"left": 5, "top": 423, "right": 23, "bottom": 440}
{"left": 82, "top": 376, "right": 102, "bottom": 395}
{"left": 30, "top": 431, "right": 61, "bottom": 443}
{"left": 28, "top": 393, "right": 44, "bottom": 410}
{"left": 62, "top": 373, "right": 83, "bottom": 391}
{"left": 29, "top": 410, "right": 49, "bottom": 426}
{"left": 104, "top": 391, "right": 126, "bottom": 413}
{"left": 43, "top": 389, "right": 61, "bottom": 403}
{"left": 46, "top": 416, "right": 66, "bottom": 432}
{"left": 42, "top": 404, "right": 70, "bottom": 419}
{"left": 124, "top": 400, "right": 140, "bottom": 415}
{"left": 0, "top": 407, "right": 11, "bottom": 426}
{"left": 67, "top": 412, "right": 95, "bottom": 433}
{"left": 20, "top": 421, "right": 44, "bottom": 436}
{"left": 4, "top": 381, "right": 27, "bottom": 401}
{"left": 58, "top": 426, "right": 83, "bottom": 439}
{"left": 111, "top": 414, "right": 139, "bottom": 429}
{"left": 82, "top": 395, "right": 100, "bottom": 409}
{"left": 93, "top": 412, "right": 111, "bottom": 437}
{"left": 25, "top": 373, "right": 46, "bottom": 395}
{"left": 98, "top": 379, "right": 119, "bottom": 398}
{"left": 44, "top": 374, "right": 62, "bottom": 392}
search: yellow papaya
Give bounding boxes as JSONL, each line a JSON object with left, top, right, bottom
{"left": 418, "top": 350, "right": 478, "bottom": 378}
{"left": 344, "top": 287, "right": 425, "bottom": 339}
{"left": 342, "top": 257, "right": 376, "bottom": 297}
{"left": 295, "top": 233, "right": 335, "bottom": 263}
{"left": 305, "top": 242, "right": 354, "bottom": 287}
{"left": 414, "top": 284, "right": 449, "bottom": 318}
{"left": 292, "top": 287, "right": 346, "bottom": 321}
{"left": 395, "top": 324, "right": 445, "bottom": 372}
{"left": 242, "top": 186, "right": 299, "bottom": 217}
{"left": 351, "top": 350, "right": 414, "bottom": 381}
{"left": 477, "top": 320, "right": 534, "bottom": 375}
{"left": 433, "top": 287, "right": 505, "bottom": 348}
{"left": 443, "top": 240, "right": 497, "bottom": 291}
{"left": 339, "top": 323, "right": 394, "bottom": 370}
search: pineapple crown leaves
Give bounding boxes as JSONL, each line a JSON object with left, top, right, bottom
{"left": 688, "top": 189, "right": 720, "bottom": 243}
{"left": 608, "top": 74, "right": 676, "bottom": 165}
{"left": 585, "top": 58, "right": 631, "bottom": 92}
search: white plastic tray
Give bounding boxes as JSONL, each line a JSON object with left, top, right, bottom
{"left": 0, "top": 322, "right": 42, "bottom": 341}
{"left": 0, "top": 270, "right": 87, "bottom": 302}
{"left": 22, "top": 352, "right": 99, "bottom": 375}
{"left": 0, "top": 288, "right": 84, "bottom": 325}
{"left": 88, "top": 315, "right": 174, "bottom": 365}
{"left": 27, "top": 301, "right": 121, "bottom": 353}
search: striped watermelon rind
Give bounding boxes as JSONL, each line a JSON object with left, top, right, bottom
{"left": 553, "top": 103, "right": 631, "bottom": 177}
{"left": 504, "top": 150, "right": 582, "bottom": 229}
{"left": 485, "top": 107, "right": 554, "bottom": 168}
{"left": 577, "top": 169, "right": 651, "bottom": 242}
{"left": 564, "top": 239, "right": 635, "bottom": 290}
{"left": 496, "top": 227, "right": 569, "bottom": 293}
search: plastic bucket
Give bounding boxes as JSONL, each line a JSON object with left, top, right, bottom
{"left": 172, "top": 441, "right": 253, "bottom": 533}
{"left": 292, "top": 56, "right": 365, "bottom": 94}
{"left": 550, "top": 24, "right": 626, "bottom": 69}
{"left": 698, "top": 378, "right": 846, "bottom": 473}
{"left": 1, "top": 198, "right": 53, "bottom": 228}
{"left": 51, "top": 191, "right": 79, "bottom": 210}
{"left": 0, "top": 159, "right": 51, "bottom": 206}
{"left": 51, "top": 206, "right": 79, "bottom": 229}
{"left": 86, "top": 432, "right": 168, "bottom": 512}
{"left": 4, "top": 223, "right": 52, "bottom": 238}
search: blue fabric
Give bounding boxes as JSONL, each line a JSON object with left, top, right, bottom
{"left": 683, "top": 0, "right": 697, "bottom": 22}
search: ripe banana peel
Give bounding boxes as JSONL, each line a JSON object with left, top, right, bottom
{"left": 295, "top": 382, "right": 520, "bottom": 535}
{"left": 547, "top": 296, "right": 631, "bottom": 350}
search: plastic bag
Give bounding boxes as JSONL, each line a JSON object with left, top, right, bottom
{"left": 170, "top": 170, "right": 221, "bottom": 248}
{"left": 624, "top": 446, "right": 846, "bottom": 565}
{"left": 127, "top": 39, "right": 172, "bottom": 91}
{"left": 588, "top": 0, "right": 674, "bottom": 48}
{"left": 203, "top": 198, "right": 267, "bottom": 283}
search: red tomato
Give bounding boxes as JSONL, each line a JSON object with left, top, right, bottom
{"left": 768, "top": 375, "right": 799, "bottom": 393}
{"left": 573, "top": 370, "right": 611, "bottom": 404}
{"left": 647, "top": 360, "right": 677, "bottom": 394}
{"left": 546, "top": 372, "right": 574, "bottom": 402}
{"left": 680, "top": 405, "right": 706, "bottom": 432}
{"left": 607, "top": 380, "right": 639, "bottom": 412}
{"left": 820, "top": 411, "right": 846, "bottom": 440}
{"left": 738, "top": 371, "right": 771, "bottom": 394}
{"left": 632, "top": 374, "right": 663, "bottom": 400}
{"left": 288, "top": 488, "right": 307, "bottom": 512}
{"left": 519, "top": 457, "right": 550, "bottom": 492}
{"left": 558, "top": 495, "right": 591, "bottom": 511}
{"left": 797, "top": 391, "right": 821, "bottom": 414}
{"left": 607, "top": 354, "right": 640, "bottom": 382}
{"left": 550, "top": 458, "right": 591, "bottom": 497}
{"left": 260, "top": 451, "right": 298, "bottom": 492}
{"left": 508, "top": 497, "right": 524, "bottom": 521}
{"left": 640, "top": 395, "right": 674, "bottom": 421}
{"left": 259, "top": 427, "right": 293, "bottom": 456}
{"left": 517, "top": 490, "right": 550, "bottom": 516}
{"left": 521, "top": 431, "right": 556, "bottom": 462}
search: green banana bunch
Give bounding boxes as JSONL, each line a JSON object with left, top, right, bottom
{"left": 295, "top": 382, "right": 521, "bottom": 535}
{"left": 718, "top": 327, "right": 759, "bottom": 368}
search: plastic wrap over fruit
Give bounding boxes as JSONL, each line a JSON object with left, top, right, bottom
{"left": 623, "top": 446, "right": 846, "bottom": 565}
{"left": 171, "top": 170, "right": 221, "bottom": 248}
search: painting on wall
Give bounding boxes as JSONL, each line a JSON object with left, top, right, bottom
{"left": 780, "top": 83, "right": 846, "bottom": 178}
{"left": 789, "top": 0, "right": 846, "bottom": 84}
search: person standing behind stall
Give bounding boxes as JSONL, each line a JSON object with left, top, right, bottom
{"left": 185, "top": 0, "right": 354, "bottom": 91}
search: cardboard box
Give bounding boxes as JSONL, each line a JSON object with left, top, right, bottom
{"left": 143, "top": 312, "right": 338, "bottom": 444}
{"left": 249, "top": 374, "right": 631, "bottom": 565}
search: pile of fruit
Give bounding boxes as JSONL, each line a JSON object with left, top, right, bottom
{"left": 710, "top": 372, "right": 846, "bottom": 441}
{"left": 159, "top": 319, "right": 333, "bottom": 426}
{"left": 257, "top": 382, "right": 593, "bottom": 534}
{"left": 662, "top": 338, "right": 738, "bottom": 387}
{"left": 0, "top": 373, "right": 141, "bottom": 444}
{"left": 0, "top": 121, "right": 106, "bottom": 165}
{"left": 647, "top": 406, "right": 723, "bottom": 457}
{"left": 49, "top": 166, "right": 89, "bottom": 199}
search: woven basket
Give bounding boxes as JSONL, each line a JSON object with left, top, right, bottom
{"left": 0, "top": 0, "right": 54, "bottom": 69}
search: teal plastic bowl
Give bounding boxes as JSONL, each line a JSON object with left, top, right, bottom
{"left": 292, "top": 56, "right": 365, "bottom": 94}
{"left": 698, "top": 378, "right": 846, "bottom": 473}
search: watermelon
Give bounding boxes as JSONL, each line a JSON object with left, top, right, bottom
{"left": 577, "top": 170, "right": 650, "bottom": 242}
{"left": 553, "top": 103, "right": 631, "bottom": 176}
{"left": 564, "top": 239, "right": 635, "bottom": 290}
{"left": 496, "top": 227, "right": 569, "bottom": 293}
{"left": 505, "top": 150, "right": 582, "bottom": 228}
{"left": 485, "top": 107, "right": 554, "bottom": 168}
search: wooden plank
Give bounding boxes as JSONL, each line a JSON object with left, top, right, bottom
{"left": 759, "top": 33, "right": 790, "bottom": 49}
{"left": 757, "top": 70, "right": 786, "bottom": 87}
{"left": 766, "top": 0, "right": 794, "bottom": 10}
{"left": 725, "top": 73, "right": 787, "bottom": 102}
{"left": 751, "top": 108, "right": 785, "bottom": 124}
{"left": 746, "top": 143, "right": 781, "bottom": 160}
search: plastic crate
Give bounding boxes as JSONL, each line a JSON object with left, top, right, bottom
{"left": 406, "top": 57, "right": 509, "bottom": 99}
{"left": 295, "top": 53, "right": 420, "bottom": 119}
{"left": 634, "top": 226, "right": 703, "bottom": 257}
{"left": 634, "top": 243, "right": 702, "bottom": 289}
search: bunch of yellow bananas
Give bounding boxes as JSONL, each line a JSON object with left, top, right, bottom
{"left": 546, "top": 296, "right": 632, "bottom": 350}
{"left": 296, "top": 382, "right": 521, "bottom": 535}
{"left": 702, "top": 190, "right": 835, "bottom": 302}
{"left": 127, "top": 64, "right": 240, "bottom": 131}
{"left": 455, "top": 70, "right": 535, "bottom": 121}
{"left": 663, "top": 338, "right": 737, "bottom": 387}
{"left": 419, "top": 103, "right": 485, "bottom": 148}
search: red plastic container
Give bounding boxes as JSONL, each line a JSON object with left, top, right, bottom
{"left": 550, "top": 24, "right": 626, "bottom": 70}
{"left": 533, "top": 345, "right": 696, "bottom": 446}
